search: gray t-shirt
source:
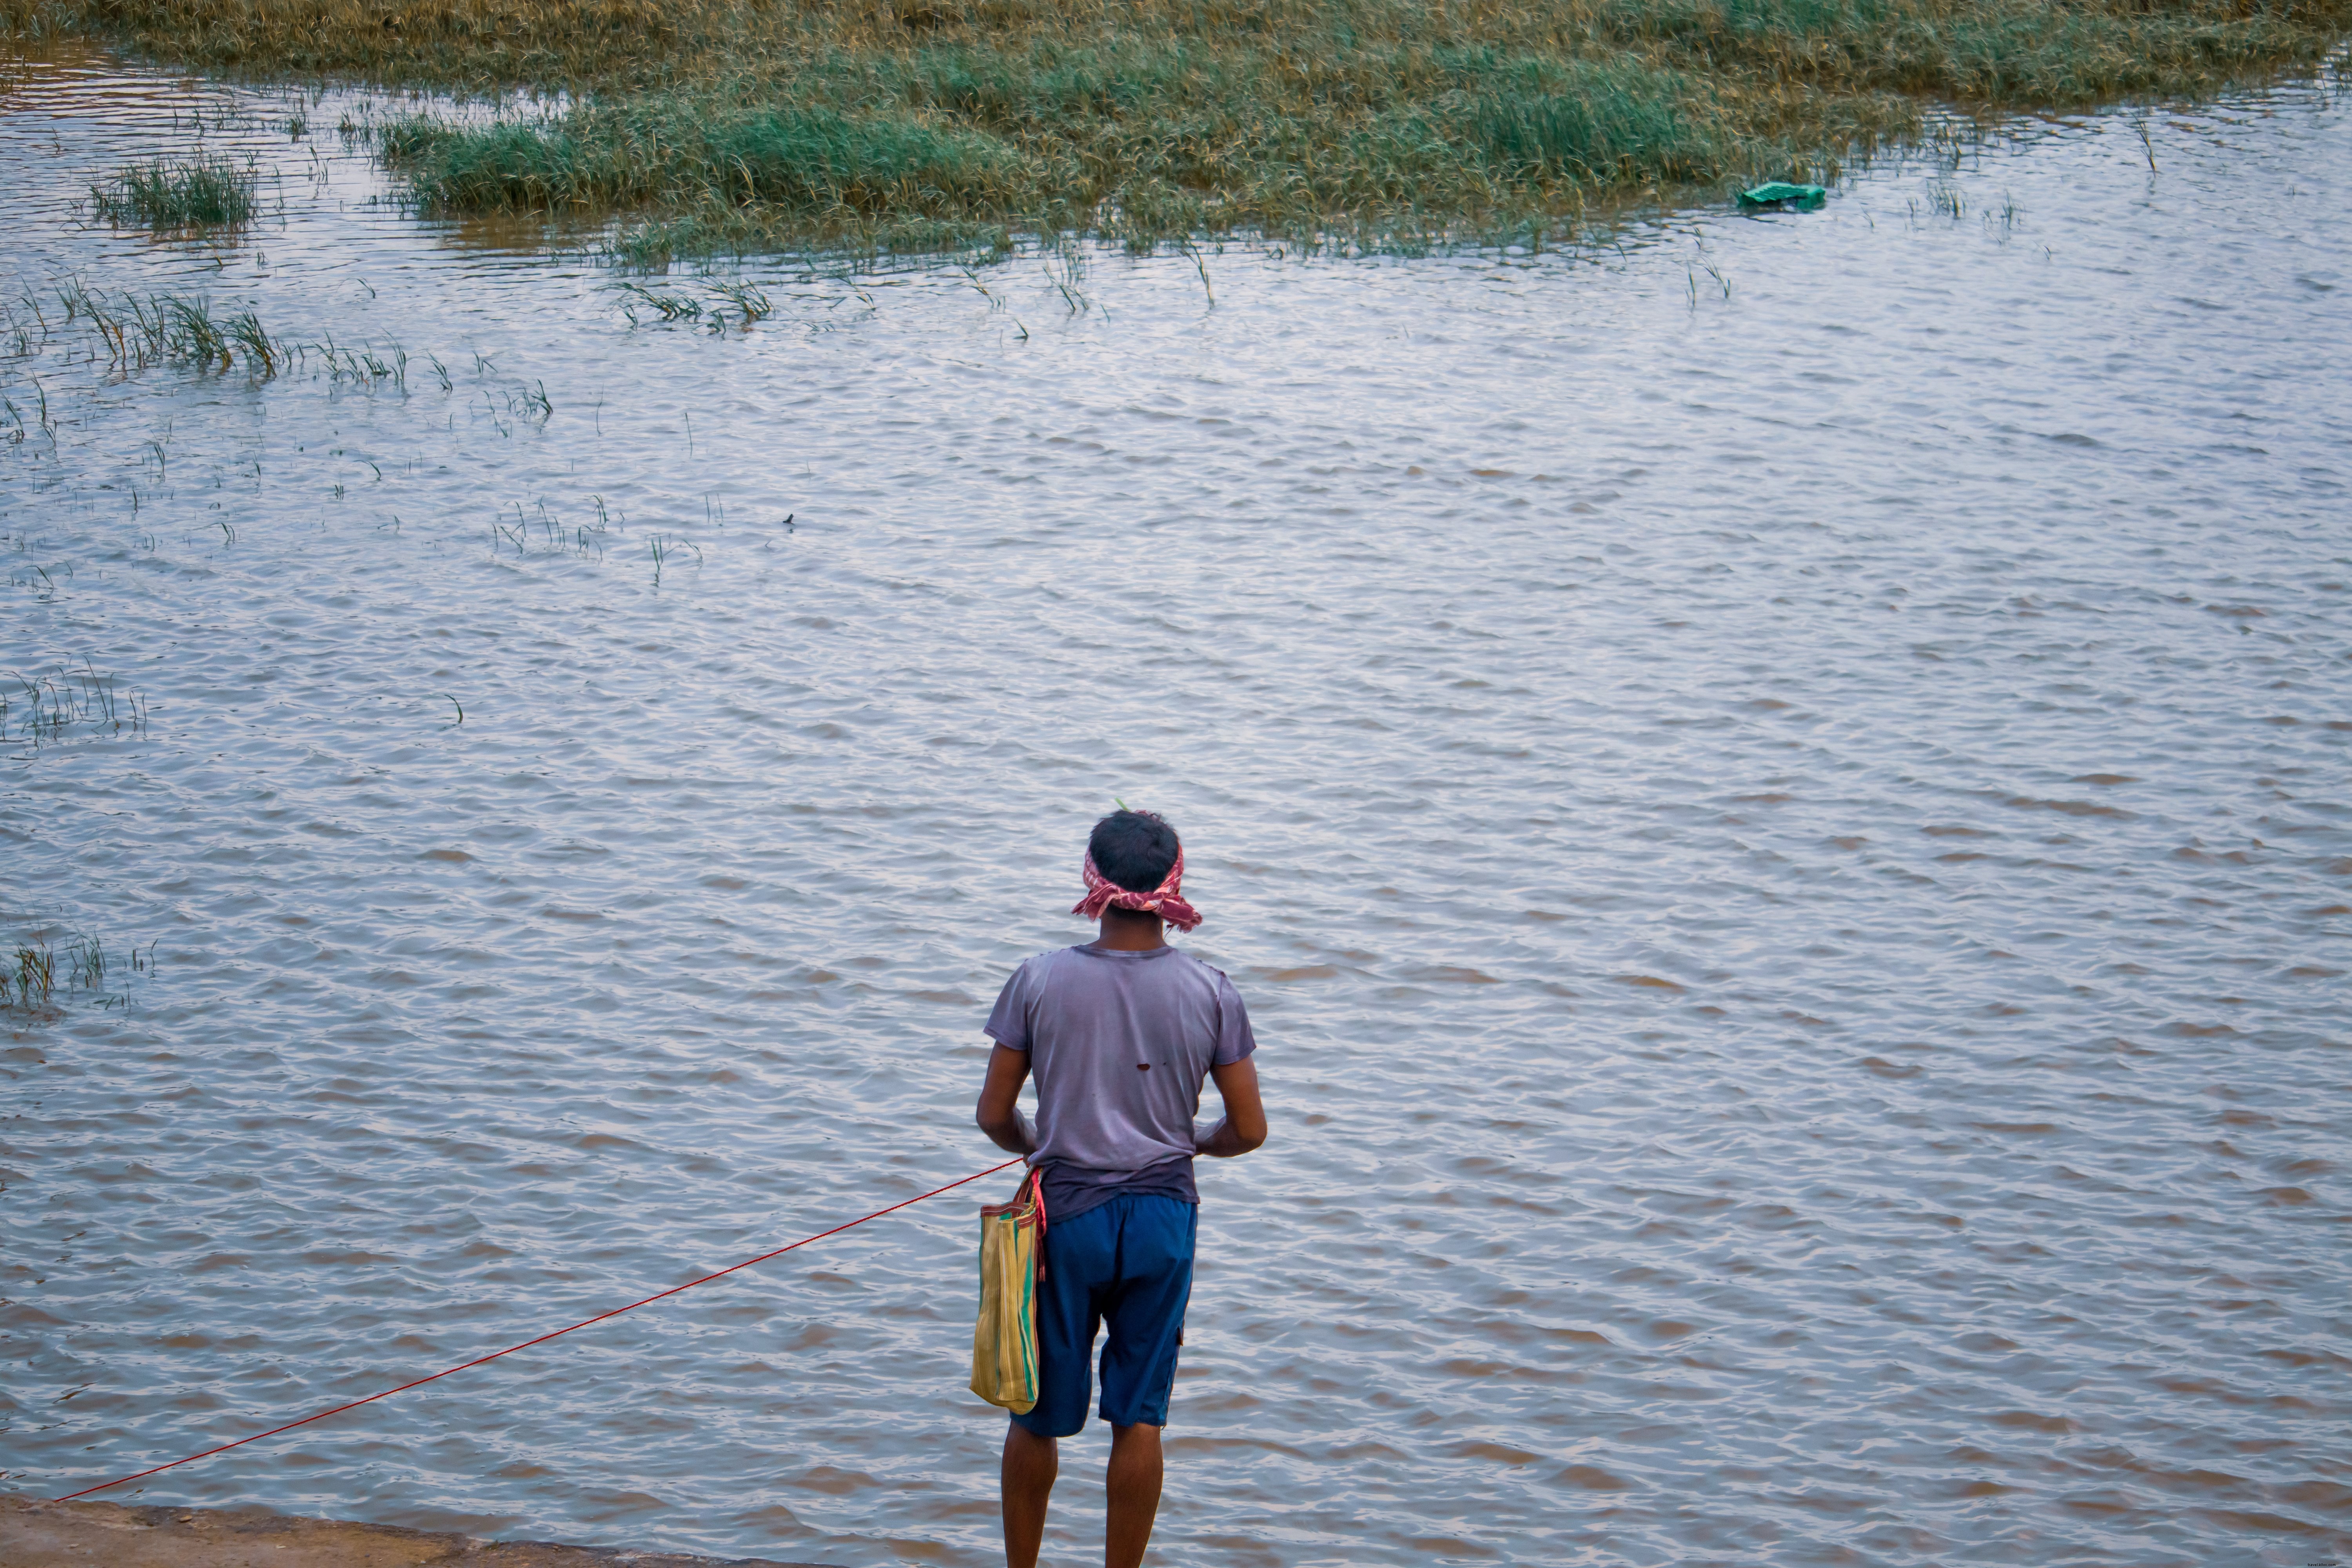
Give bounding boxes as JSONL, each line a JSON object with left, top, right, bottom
{"left": 984, "top": 942, "right": 1257, "bottom": 1220}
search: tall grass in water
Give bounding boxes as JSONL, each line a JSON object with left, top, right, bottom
{"left": 7, "top": 661, "right": 149, "bottom": 744}
{"left": 13, "top": 279, "right": 413, "bottom": 385}
{"left": 14, "top": 0, "right": 2352, "bottom": 253}
{"left": 5, "top": 931, "right": 153, "bottom": 1013}
{"left": 38, "top": 278, "right": 281, "bottom": 374}
{"left": 9, "top": 941, "right": 57, "bottom": 1011}
{"left": 380, "top": 103, "right": 1019, "bottom": 224}
{"left": 91, "top": 156, "right": 257, "bottom": 230}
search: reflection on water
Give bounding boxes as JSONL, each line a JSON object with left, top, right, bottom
{"left": 3, "top": 41, "right": 2349, "bottom": 1568}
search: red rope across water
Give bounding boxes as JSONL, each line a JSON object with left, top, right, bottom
{"left": 55, "top": 1154, "right": 1028, "bottom": 1504}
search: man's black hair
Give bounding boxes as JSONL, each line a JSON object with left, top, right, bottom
{"left": 1089, "top": 809, "right": 1180, "bottom": 893}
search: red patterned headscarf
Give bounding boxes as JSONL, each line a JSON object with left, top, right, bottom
{"left": 1073, "top": 846, "right": 1202, "bottom": 932}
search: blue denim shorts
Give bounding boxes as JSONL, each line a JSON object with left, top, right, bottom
{"left": 1010, "top": 1193, "right": 1198, "bottom": 1438}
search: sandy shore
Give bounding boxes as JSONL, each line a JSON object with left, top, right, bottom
{"left": 0, "top": 1492, "right": 832, "bottom": 1567}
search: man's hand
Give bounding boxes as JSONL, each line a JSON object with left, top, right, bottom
{"left": 1193, "top": 1056, "right": 1267, "bottom": 1158}
{"left": 975, "top": 1042, "right": 1038, "bottom": 1156}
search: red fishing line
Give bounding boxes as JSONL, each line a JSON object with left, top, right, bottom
{"left": 55, "top": 1155, "right": 1028, "bottom": 1504}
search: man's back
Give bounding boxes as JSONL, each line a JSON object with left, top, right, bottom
{"left": 985, "top": 942, "right": 1254, "bottom": 1180}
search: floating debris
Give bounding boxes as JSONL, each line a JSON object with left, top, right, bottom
{"left": 1739, "top": 181, "right": 1828, "bottom": 211}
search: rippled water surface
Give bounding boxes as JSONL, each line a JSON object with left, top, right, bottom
{"left": 3, "top": 43, "right": 2350, "bottom": 1567}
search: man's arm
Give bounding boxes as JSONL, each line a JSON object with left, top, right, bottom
{"left": 1194, "top": 1056, "right": 1267, "bottom": 1158}
{"left": 975, "top": 1043, "right": 1038, "bottom": 1156}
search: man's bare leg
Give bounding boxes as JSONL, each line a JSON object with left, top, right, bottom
{"left": 1001, "top": 1422, "right": 1058, "bottom": 1568}
{"left": 1104, "top": 1422, "right": 1164, "bottom": 1568}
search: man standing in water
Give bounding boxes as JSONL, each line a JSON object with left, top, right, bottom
{"left": 974, "top": 808, "right": 1268, "bottom": 1568}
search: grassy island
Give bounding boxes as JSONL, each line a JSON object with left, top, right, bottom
{"left": 9, "top": 0, "right": 2349, "bottom": 257}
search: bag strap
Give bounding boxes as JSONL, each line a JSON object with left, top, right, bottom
{"left": 1025, "top": 1165, "right": 1047, "bottom": 1281}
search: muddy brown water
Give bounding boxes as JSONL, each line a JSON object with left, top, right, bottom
{"left": 3, "top": 41, "right": 2350, "bottom": 1568}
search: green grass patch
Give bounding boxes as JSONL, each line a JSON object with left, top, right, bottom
{"left": 1468, "top": 62, "right": 1732, "bottom": 183}
{"left": 382, "top": 102, "right": 1027, "bottom": 217}
{"left": 90, "top": 156, "right": 258, "bottom": 230}
{"left": 17, "top": 0, "right": 2351, "bottom": 256}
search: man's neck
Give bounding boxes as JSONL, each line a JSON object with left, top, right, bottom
{"left": 1095, "top": 910, "right": 1168, "bottom": 951}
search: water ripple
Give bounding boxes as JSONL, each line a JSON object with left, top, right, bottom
{"left": 2, "top": 40, "right": 2349, "bottom": 1568}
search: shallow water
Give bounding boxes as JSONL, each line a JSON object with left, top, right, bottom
{"left": 4, "top": 41, "right": 2350, "bottom": 1568}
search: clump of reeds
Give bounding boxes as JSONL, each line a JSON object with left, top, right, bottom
{"left": 15, "top": 0, "right": 2352, "bottom": 254}
{"left": 7, "top": 661, "right": 148, "bottom": 746}
{"left": 14, "top": 278, "right": 415, "bottom": 383}
{"left": 4, "top": 930, "right": 154, "bottom": 1014}
{"left": 9, "top": 941, "right": 56, "bottom": 1011}
{"left": 612, "top": 276, "right": 774, "bottom": 329}
{"left": 91, "top": 155, "right": 257, "bottom": 230}
{"left": 378, "top": 101, "right": 1024, "bottom": 236}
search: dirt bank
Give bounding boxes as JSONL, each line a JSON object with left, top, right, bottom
{"left": 0, "top": 1492, "right": 832, "bottom": 1568}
